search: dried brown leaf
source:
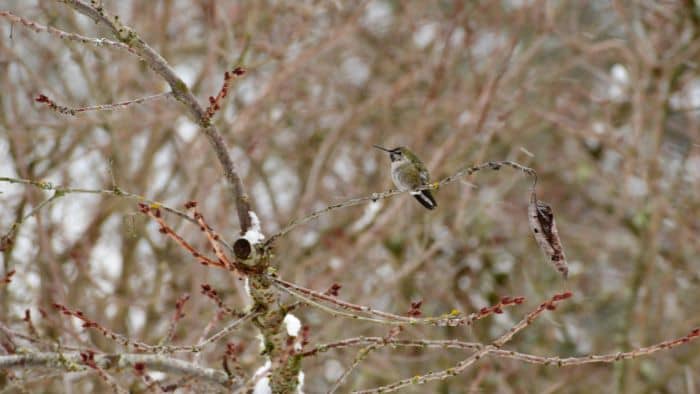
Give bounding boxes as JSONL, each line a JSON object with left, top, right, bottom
{"left": 528, "top": 191, "right": 568, "bottom": 278}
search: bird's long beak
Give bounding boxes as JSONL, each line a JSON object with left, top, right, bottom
{"left": 373, "top": 144, "right": 393, "bottom": 153}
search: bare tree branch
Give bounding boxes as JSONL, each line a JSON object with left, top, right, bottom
{"left": 35, "top": 92, "right": 174, "bottom": 115}
{"left": 56, "top": 0, "right": 253, "bottom": 233}
{"left": 267, "top": 160, "right": 536, "bottom": 244}
{"left": 0, "top": 352, "right": 238, "bottom": 388}
{"left": 0, "top": 177, "right": 233, "bottom": 253}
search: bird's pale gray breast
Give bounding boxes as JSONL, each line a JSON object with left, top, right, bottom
{"left": 391, "top": 162, "right": 421, "bottom": 190}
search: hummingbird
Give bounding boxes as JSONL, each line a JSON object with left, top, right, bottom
{"left": 374, "top": 145, "right": 437, "bottom": 210}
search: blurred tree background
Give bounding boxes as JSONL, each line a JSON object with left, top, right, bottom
{"left": 1, "top": 1, "right": 699, "bottom": 392}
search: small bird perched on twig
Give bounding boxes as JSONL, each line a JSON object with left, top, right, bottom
{"left": 374, "top": 145, "right": 437, "bottom": 210}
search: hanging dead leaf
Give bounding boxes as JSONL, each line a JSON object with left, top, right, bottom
{"left": 528, "top": 191, "right": 568, "bottom": 278}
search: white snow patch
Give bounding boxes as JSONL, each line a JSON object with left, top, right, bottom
{"left": 89, "top": 215, "right": 123, "bottom": 292}
{"left": 25, "top": 271, "right": 40, "bottom": 289}
{"left": 332, "top": 149, "right": 357, "bottom": 181}
{"left": 251, "top": 353, "right": 305, "bottom": 393}
{"left": 300, "top": 231, "right": 319, "bottom": 248}
{"left": 611, "top": 64, "right": 629, "bottom": 85}
{"left": 128, "top": 306, "right": 146, "bottom": 332}
{"left": 253, "top": 377, "right": 271, "bottom": 394}
{"left": 457, "top": 110, "right": 472, "bottom": 126}
{"left": 238, "top": 77, "right": 261, "bottom": 105}
{"left": 105, "top": 303, "right": 118, "bottom": 319}
{"left": 450, "top": 27, "right": 465, "bottom": 48}
{"left": 607, "top": 64, "right": 629, "bottom": 102}
{"left": 149, "top": 371, "right": 166, "bottom": 381}
{"left": 362, "top": 1, "right": 393, "bottom": 36}
{"left": 250, "top": 211, "right": 262, "bottom": 233}
{"left": 494, "top": 252, "right": 515, "bottom": 273}
{"left": 297, "top": 371, "right": 305, "bottom": 394}
{"left": 592, "top": 121, "right": 606, "bottom": 134}
{"left": 341, "top": 56, "right": 370, "bottom": 86}
{"left": 175, "top": 116, "right": 198, "bottom": 143}
{"left": 568, "top": 260, "right": 583, "bottom": 276}
{"left": 626, "top": 176, "right": 648, "bottom": 197}
{"left": 284, "top": 313, "right": 302, "bottom": 337}
{"left": 376, "top": 263, "right": 394, "bottom": 280}
{"left": 265, "top": 157, "right": 300, "bottom": 212}
{"left": 270, "top": 106, "right": 284, "bottom": 122}
{"left": 253, "top": 360, "right": 272, "bottom": 394}
{"left": 151, "top": 144, "right": 175, "bottom": 193}
{"left": 413, "top": 23, "right": 437, "bottom": 49}
{"left": 457, "top": 275, "right": 471, "bottom": 291}
{"left": 173, "top": 63, "right": 197, "bottom": 87}
{"left": 685, "top": 156, "right": 700, "bottom": 183}
{"left": 245, "top": 277, "right": 252, "bottom": 298}
{"left": 324, "top": 359, "right": 344, "bottom": 381}
{"left": 504, "top": 0, "right": 533, "bottom": 9}
{"left": 362, "top": 155, "right": 378, "bottom": 174}
{"left": 243, "top": 211, "right": 265, "bottom": 244}
{"left": 253, "top": 360, "right": 271, "bottom": 377}
{"left": 472, "top": 31, "right": 507, "bottom": 58}
{"left": 350, "top": 201, "right": 382, "bottom": 233}
{"left": 329, "top": 257, "right": 344, "bottom": 270}
{"left": 256, "top": 332, "right": 265, "bottom": 352}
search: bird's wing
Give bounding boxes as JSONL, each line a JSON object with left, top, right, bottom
{"left": 413, "top": 158, "right": 430, "bottom": 184}
{"left": 419, "top": 169, "right": 429, "bottom": 184}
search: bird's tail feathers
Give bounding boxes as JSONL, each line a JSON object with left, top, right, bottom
{"left": 411, "top": 190, "right": 437, "bottom": 210}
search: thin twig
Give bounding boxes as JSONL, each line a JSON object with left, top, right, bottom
{"left": 302, "top": 327, "right": 700, "bottom": 383}
{"left": 0, "top": 11, "right": 134, "bottom": 54}
{"left": 192, "top": 207, "right": 234, "bottom": 270}
{"left": 52, "top": 303, "right": 156, "bottom": 352}
{"left": 138, "top": 204, "right": 227, "bottom": 270}
{"left": 160, "top": 293, "right": 191, "bottom": 347}
{"left": 328, "top": 328, "right": 401, "bottom": 394}
{"left": 203, "top": 68, "right": 246, "bottom": 122}
{"left": 353, "top": 292, "right": 572, "bottom": 393}
{"left": 158, "top": 310, "right": 260, "bottom": 354}
{"left": 0, "top": 177, "right": 233, "bottom": 253}
{"left": 273, "top": 276, "right": 524, "bottom": 328}
{"left": 1, "top": 191, "right": 62, "bottom": 248}
{"left": 35, "top": 92, "right": 173, "bottom": 115}
{"left": 301, "top": 337, "right": 482, "bottom": 358}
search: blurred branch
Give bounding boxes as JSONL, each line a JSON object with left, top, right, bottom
{"left": 56, "top": 0, "right": 253, "bottom": 233}
{"left": 51, "top": 302, "right": 260, "bottom": 354}
{"left": 0, "top": 11, "right": 134, "bottom": 54}
{"left": 303, "top": 327, "right": 700, "bottom": 368}
{"left": 329, "top": 328, "right": 402, "bottom": 394}
{"left": 266, "top": 160, "right": 536, "bottom": 245}
{"left": 301, "top": 337, "right": 482, "bottom": 358}
{"left": 0, "top": 176, "right": 233, "bottom": 253}
{"left": 138, "top": 203, "right": 230, "bottom": 270}
{"left": 0, "top": 352, "right": 239, "bottom": 388}
{"left": 273, "top": 276, "right": 524, "bottom": 327}
{"left": 0, "top": 191, "right": 61, "bottom": 251}
{"left": 354, "top": 292, "right": 573, "bottom": 393}
{"left": 176, "top": 310, "right": 260, "bottom": 353}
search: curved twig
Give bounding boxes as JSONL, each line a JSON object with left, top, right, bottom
{"left": 266, "top": 160, "right": 537, "bottom": 245}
